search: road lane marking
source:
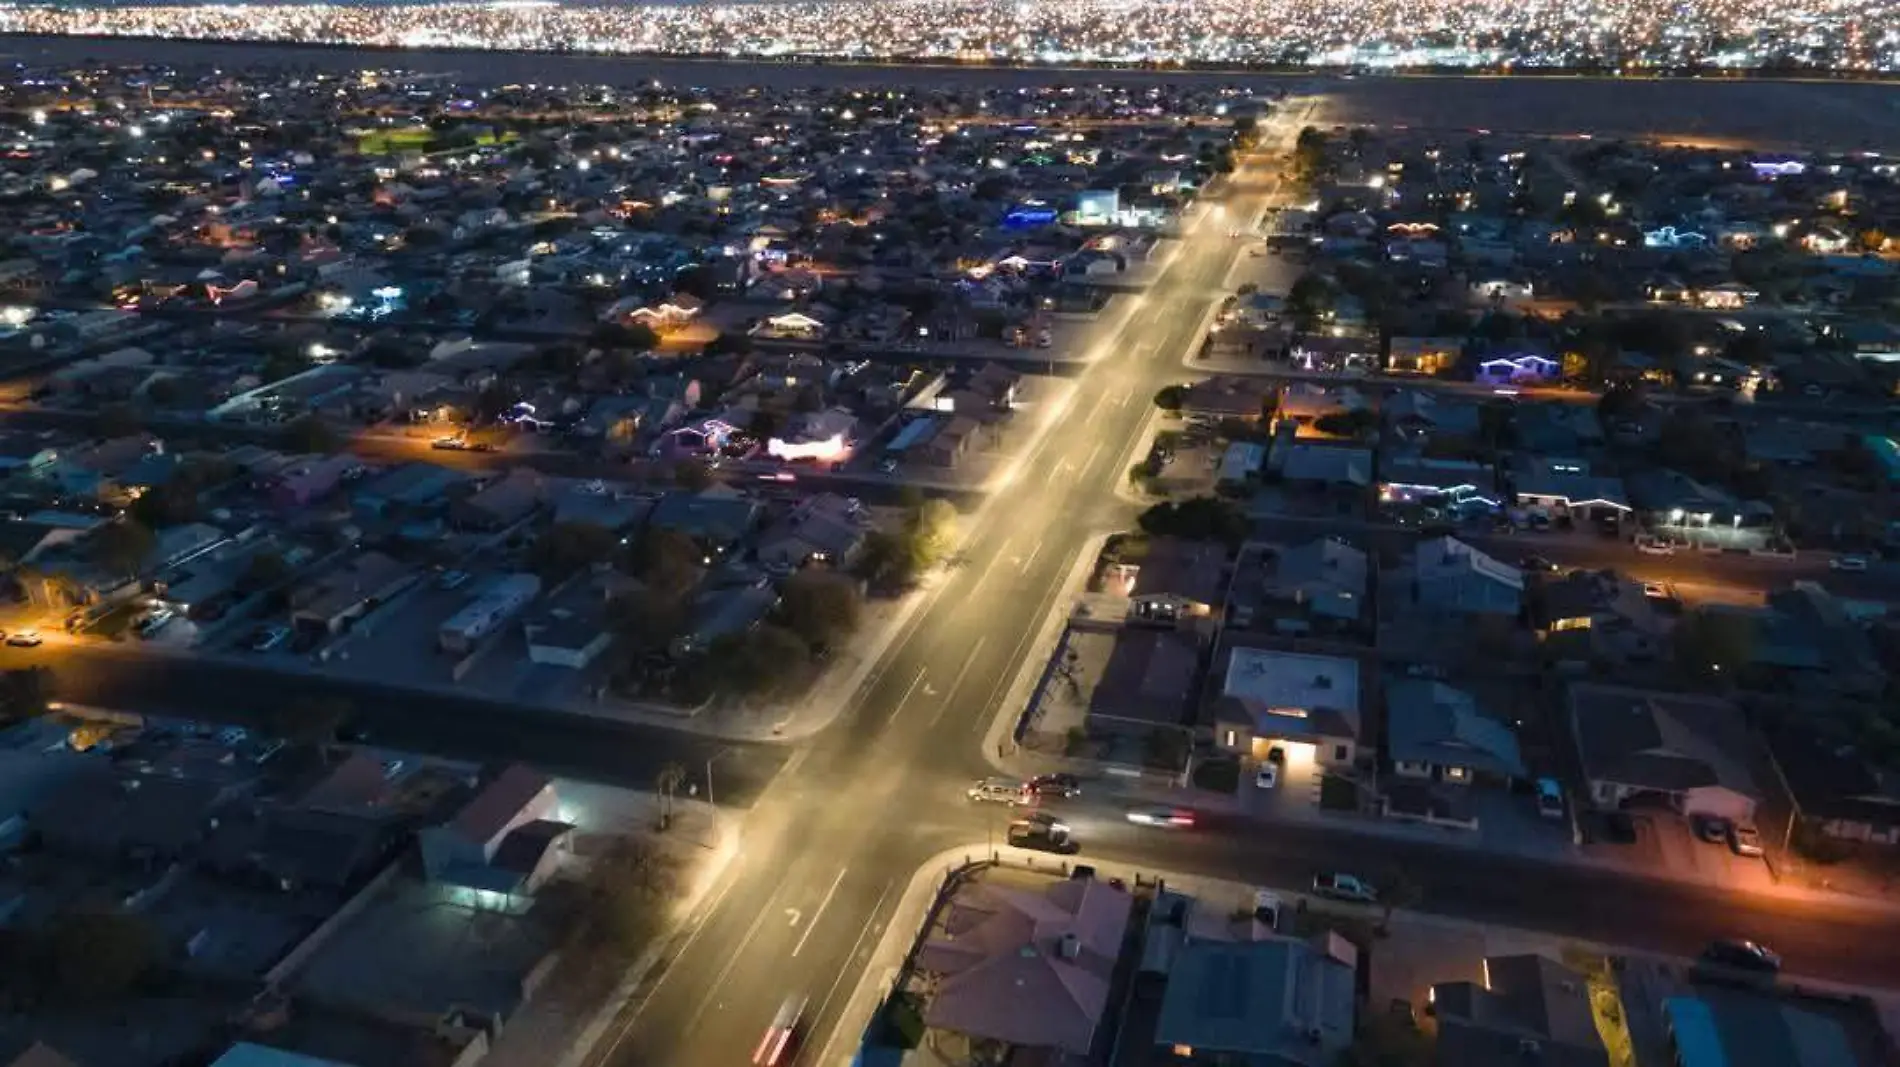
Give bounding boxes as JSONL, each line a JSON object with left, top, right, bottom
{"left": 598, "top": 854, "right": 747, "bottom": 1061}
{"left": 791, "top": 867, "right": 850, "bottom": 958}
{"left": 886, "top": 666, "right": 928, "bottom": 724}
{"left": 1078, "top": 442, "right": 1105, "bottom": 482}
{"left": 1019, "top": 539, "right": 1044, "bottom": 576}
{"left": 970, "top": 538, "right": 1012, "bottom": 594}
{"left": 928, "top": 635, "right": 989, "bottom": 726}
{"left": 809, "top": 878, "right": 897, "bottom": 1062}
{"left": 678, "top": 876, "right": 782, "bottom": 1036}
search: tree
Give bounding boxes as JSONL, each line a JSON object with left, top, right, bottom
{"left": 1285, "top": 273, "right": 1335, "bottom": 331}
{"left": 594, "top": 319, "right": 660, "bottom": 352}
{"left": 1138, "top": 497, "right": 1247, "bottom": 545}
{"left": 88, "top": 519, "right": 154, "bottom": 578}
{"left": 532, "top": 521, "right": 617, "bottom": 579}
{"left": 94, "top": 403, "right": 143, "bottom": 439}
{"left": 672, "top": 458, "right": 714, "bottom": 493}
{"left": 1374, "top": 872, "right": 1422, "bottom": 934}
{"left": 1312, "top": 408, "right": 1377, "bottom": 440}
{"left": 635, "top": 529, "right": 705, "bottom": 600}
{"left": 1674, "top": 608, "right": 1756, "bottom": 679}
{"left": 606, "top": 586, "right": 688, "bottom": 651}
{"left": 0, "top": 667, "right": 54, "bottom": 725}
{"left": 854, "top": 528, "right": 912, "bottom": 590}
{"left": 655, "top": 762, "right": 687, "bottom": 828}
{"left": 561, "top": 837, "right": 680, "bottom": 960}
{"left": 716, "top": 624, "right": 817, "bottom": 703}
{"left": 777, "top": 570, "right": 863, "bottom": 649}
{"left": 241, "top": 549, "right": 292, "bottom": 591}
{"left": 1153, "top": 384, "right": 1186, "bottom": 412}
{"left": 283, "top": 414, "right": 341, "bottom": 454}
{"left": 904, "top": 498, "right": 958, "bottom": 574}
{"left": 40, "top": 907, "right": 162, "bottom": 1002}
{"left": 268, "top": 695, "right": 353, "bottom": 747}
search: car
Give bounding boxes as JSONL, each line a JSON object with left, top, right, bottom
{"left": 1642, "top": 581, "right": 1672, "bottom": 600}
{"left": 1007, "top": 815, "right": 1078, "bottom": 854}
{"left": 431, "top": 436, "right": 467, "bottom": 451}
{"left": 1251, "top": 889, "right": 1283, "bottom": 928}
{"left": 1266, "top": 745, "right": 1286, "bottom": 764}
{"left": 1255, "top": 762, "right": 1279, "bottom": 789}
{"left": 1691, "top": 813, "right": 1733, "bottom": 844}
{"left": 1831, "top": 555, "right": 1869, "bottom": 572}
{"left": 1125, "top": 808, "right": 1196, "bottom": 829}
{"left": 1535, "top": 777, "right": 1565, "bottom": 820}
{"left": 966, "top": 777, "right": 1027, "bottom": 805}
{"left": 753, "top": 995, "right": 809, "bottom": 1066}
{"left": 1634, "top": 536, "right": 1676, "bottom": 556}
{"left": 5, "top": 630, "right": 42, "bottom": 648}
{"left": 1702, "top": 939, "right": 1781, "bottom": 974}
{"left": 1728, "top": 821, "right": 1765, "bottom": 858}
{"left": 1519, "top": 555, "right": 1558, "bottom": 573}
{"left": 1028, "top": 773, "right": 1081, "bottom": 798}
{"left": 136, "top": 611, "right": 176, "bottom": 639}
{"left": 438, "top": 570, "right": 473, "bottom": 590}
{"left": 1312, "top": 872, "right": 1377, "bottom": 904}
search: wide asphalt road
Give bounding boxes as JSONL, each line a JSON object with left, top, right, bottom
{"left": 0, "top": 641, "right": 792, "bottom": 804}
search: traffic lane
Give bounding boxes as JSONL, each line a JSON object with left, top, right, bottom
{"left": 1467, "top": 536, "right": 1900, "bottom": 600}
{"left": 1082, "top": 814, "right": 1900, "bottom": 988}
{"left": 9, "top": 645, "right": 791, "bottom": 801}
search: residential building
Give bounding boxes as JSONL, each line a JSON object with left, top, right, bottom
{"left": 1128, "top": 537, "right": 1228, "bottom": 629}
{"left": 1512, "top": 457, "right": 1631, "bottom": 525}
{"left": 916, "top": 877, "right": 1134, "bottom": 1056}
{"left": 1403, "top": 536, "right": 1524, "bottom": 617}
{"left": 418, "top": 764, "right": 572, "bottom": 896}
{"left": 1089, "top": 629, "right": 1202, "bottom": 735}
{"left": 1263, "top": 537, "right": 1368, "bottom": 626}
{"left": 755, "top": 493, "right": 870, "bottom": 572}
{"left": 1385, "top": 680, "right": 1525, "bottom": 786}
{"left": 1662, "top": 987, "right": 1864, "bottom": 1067}
{"left": 1430, "top": 954, "right": 1608, "bottom": 1067}
{"left": 291, "top": 551, "right": 414, "bottom": 634}
{"left": 1153, "top": 936, "right": 1358, "bottom": 1067}
{"left": 1211, "top": 647, "right": 1361, "bottom": 766}
{"left": 1567, "top": 684, "right": 1763, "bottom": 822}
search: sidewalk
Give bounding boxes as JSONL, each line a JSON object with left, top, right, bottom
{"left": 481, "top": 795, "right": 741, "bottom": 1067}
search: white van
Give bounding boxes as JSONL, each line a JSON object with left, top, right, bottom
{"left": 966, "top": 777, "right": 1026, "bottom": 805}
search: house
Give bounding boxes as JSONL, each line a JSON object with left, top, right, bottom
{"left": 31, "top": 766, "right": 240, "bottom": 864}
{"left": 675, "top": 583, "right": 778, "bottom": 655}
{"left": 418, "top": 764, "right": 572, "bottom": 896}
{"left": 1533, "top": 571, "right": 1669, "bottom": 668}
{"left": 1405, "top": 537, "right": 1524, "bottom": 617}
{"left": 525, "top": 603, "right": 613, "bottom": 670}
{"left": 1181, "top": 376, "right": 1277, "bottom": 422}
{"left": 1275, "top": 383, "right": 1369, "bottom": 436}
{"left": 916, "top": 877, "right": 1134, "bottom": 1056}
{"left": 1713, "top": 583, "right": 1887, "bottom": 697}
{"left": 1089, "top": 629, "right": 1202, "bottom": 735}
{"left": 1211, "top": 647, "right": 1361, "bottom": 766}
{"left": 1661, "top": 987, "right": 1863, "bottom": 1067}
{"left": 1567, "top": 684, "right": 1763, "bottom": 822}
{"left": 1270, "top": 440, "right": 1373, "bottom": 491}
{"left": 649, "top": 488, "right": 761, "bottom": 558}
{"left": 1263, "top": 537, "right": 1368, "bottom": 625}
{"left": 453, "top": 468, "right": 547, "bottom": 530}
{"left": 1378, "top": 455, "right": 1502, "bottom": 516}
{"left": 1128, "top": 537, "right": 1227, "bottom": 629}
{"left": 268, "top": 454, "right": 358, "bottom": 508}
{"left": 1387, "top": 335, "right": 1462, "bottom": 376}
{"left": 755, "top": 493, "right": 869, "bottom": 571}
{"left": 1385, "top": 680, "right": 1524, "bottom": 786}
{"left": 552, "top": 480, "right": 653, "bottom": 533}
{"left": 1768, "top": 724, "right": 1900, "bottom": 849}
{"left": 291, "top": 551, "right": 414, "bottom": 634}
{"left": 1473, "top": 347, "right": 1560, "bottom": 385}
{"left": 1430, "top": 954, "right": 1608, "bottom": 1067}
{"left": 1218, "top": 441, "right": 1268, "bottom": 490}
{"left": 1154, "top": 936, "right": 1358, "bottom": 1067}
{"left": 1513, "top": 458, "right": 1631, "bottom": 525}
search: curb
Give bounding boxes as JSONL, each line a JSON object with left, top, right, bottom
{"left": 980, "top": 532, "right": 1112, "bottom": 774}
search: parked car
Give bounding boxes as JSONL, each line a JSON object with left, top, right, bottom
{"left": 1519, "top": 554, "right": 1559, "bottom": 573}
{"left": 1251, "top": 889, "right": 1283, "bottom": 928}
{"left": 1728, "top": 821, "right": 1765, "bottom": 858}
{"left": 5, "top": 630, "right": 42, "bottom": 648}
{"left": 1312, "top": 872, "right": 1377, "bottom": 904}
{"left": 1266, "top": 745, "right": 1286, "bottom": 764}
{"left": 1534, "top": 777, "right": 1565, "bottom": 820}
{"left": 1634, "top": 536, "right": 1676, "bottom": 556}
{"left": 438, "top": 570, "right": 473, "bottom": 590}
{"left": 966, "top": 777, "right": 1027, "bottom": 805}
{"left": 1831, "top": 555, "right": 1869, "bottom": 572}
{"left": 1702, "top": 939, "right": 1780, "bottom": 974}
{"left": 1255, "top": 762, "right": 1279, "bottom": 789}
{"left": 135, "top": 611, "right": 176, "bottom": 640}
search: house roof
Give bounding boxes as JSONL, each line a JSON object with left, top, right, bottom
{"left": 1385, "top": 680, "right": 1525, "bottom": 778}
{"left": 1431, "top": 955, "right": 1607, "bottom": 1067}
{"left": 1412, "top": 536, "right": 1523, "bottom": 616}
{"left": 1153, "top": 936, "right": 1357, "bottom": 1067}
{"left": 1767, "top": 723, "right": 1900, "bottom": 831}
{"left": 1218, "top": 647, "right": 1361, "bottom": 743}
{"left": 1268, "top": 537, "right": 1367, "bottom": 621}
{"left": 1090, "top": 629, "right": 1200, "bottom": 727}
{"left": 918, "top": 878, "right": 1133, "bottom": 1055}
{"left": 1569, "top": 685, "right": 1761, "bottom": 799}
{"left": 1274, "top": 442, "right": 1372, "bottom": 486}
{"left": 448, "top": 764, "right": 551, "bottom": 846}
{"left": 1132, "top": 537, "right": 1228, "bottom": 608}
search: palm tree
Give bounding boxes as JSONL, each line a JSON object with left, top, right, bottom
{"left": 655, "top": 762, "right": 687, "bottom": 830}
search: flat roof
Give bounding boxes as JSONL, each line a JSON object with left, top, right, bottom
{"left": 1222, "top": 647, "right": 1359, "bottom": 715}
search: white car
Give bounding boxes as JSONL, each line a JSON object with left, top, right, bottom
{"left": 1831, "top": 555, "right": 1869, "bottom": 572}
{"left": 5, "top": 630, "right": 42, "bottom": 648}
{"left": 1312, "top": 872, "right": 1377, "bottom": 904}
{"left": 1255, "top": 763, "right": 1279, "bottom": 789}
{"left": 966, "top": 778, "right": 1027, "bottom": 805}
{"left": 1126, "top": 808, "right": 1196, "bottom": 829}
{"left": 1634, "top": 537, "right": 1676, "bottom": 556}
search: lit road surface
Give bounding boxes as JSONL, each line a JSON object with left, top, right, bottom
{"left": 581, "top": 99, "right": 1900, "bottom": 1067}
{"left": 588, "top": 102, "right": 1327, "bottom": 1067}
